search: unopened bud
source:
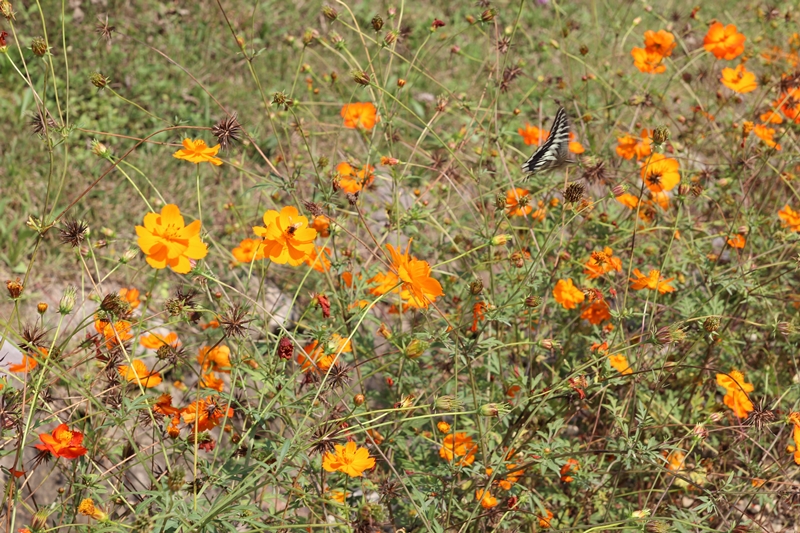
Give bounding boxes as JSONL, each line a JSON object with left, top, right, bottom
{"left": 120, "top": 248, "right": 138, "bottom": 263}
{"left": 491, "top": 234, "right": 511, "bottom": 246}
{"left": 539, "top": 338, "right": 559, "bottom": 350}
{"left": 31, "top": 36, "right": 47, "bottom": 56}
{"left": 354, "top": 394, "right": 365, "bottom": 406}
{"left": 692, "top": 423, "right": 708, "bottom": 440}
{"left": 37, "top": 302, "right": 48, "bottom": 314}
{"left": 652, "top": 125, "right": 670, "bottom": 146}
{"left": 525, "top": 295, "right": 542, "bottom": 308}
{"left": 434, "top": 395, "right": 463, "bottom": 411}
{"left": 703, "top": 316, "right": 720, "bottom": 332}
{"left": 91, "top": 139, "right": 110, "bottom": 158}
{"left": 470, "top": 279, "right": 483, "bottom": 295}
{"left": 371, "top": 15, "right": 383, "bottom": 31}
{"left": 397, "top": 78, "right": 406, "bottom": 88}
{"left": 481, "top": 8, "right": 496, "bottom": 22}
{"left": 677, "top": 183, "right": 691, "bottom": 196}
{"left": 352, "top": 70, "right": 370, "bottom": 86}
{"left": 384, "top": 31, "right": 397, "bottom": 45}
{"left": 6, "top": 278, "right": 23, "bottom": 299}
{"left": 405, "top": 339, "right": 429, "bottom": 360}
{"left": 479, "top": 402, "right": 510, "bottom": 417}
{"left": 90, "top": 72, "right": 109, "bottom": 89}
{"left": 377, "top": 323, "right": 392, "bottom": 340}
{"left": 59, "top": 286, "right": 76, "bottom": 314}
{"left": 777, "top": 321, "right": 794, "bottom": 337}
{"left": 322, "top": 5, "right": 337, "bottom": 20}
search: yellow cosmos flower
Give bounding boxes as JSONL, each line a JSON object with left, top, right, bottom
{"left": 553, "top": 278, "right": 584, "bottom": 310}
{"left": 385, "top": 240, "right": 444, "bottom": 309}
{"left": 173, "top": 138, "right": 223, "bottom": 165}
{"left": 252, "top": 206, "right": 317, "bottom": 266}
{"left": 118, "top": 359, "right": 162, "bottom": 388}
{"left": 322, "top": 441, "right": 376, "bottom": 477}
{"left": 641, "top": 153, "right": 680, "bottom": 193}
{"left": 135, "top": 204, "right": 208, "bottom": 274}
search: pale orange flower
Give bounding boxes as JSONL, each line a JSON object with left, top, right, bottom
{"left": 666, "top": 450, "right": 685, "bottom": 472}
{"left": 505, "top": 188, "right": 533, "bottom": 217}
{"left": 232, "top": 238, "right": 265, "bottom": 263}
{"left": 760, "top": 109, "right": 783, "bottom": 124}
{"left": 517, "top": 123, "right": 548, "bottom": 146}
{"left": 341, "top": 102, "right": 379, "bottom": 130}
{"left": 118, "top": 359, "right": 162, "bottom": 388}
{"left": 720, "top": 64, "right": 757, "bottom": 93}
{"left": 553, "top": 278, "right": 584, "bottom": 310}
{"left": 631, "top": 47, "right": 666, "bottom": 73}
{"left": 140, "top": 332, "right": 179, "bottom": 350}
{"left": 539, "top": 509, "right": 554, "bottom": 529}
{"left": 753, "top": 124, "right": 781, "bottom": 150}
{"left": 629, "top": 269, "right": 675, "bottom": 294}
{"left": 78, "top": 498, "right": 107, "bottom": 521}
{"left": 727, "top": 234, "right": 746, "bottom": 248}
{"left": 200, "top": 372, "right": 224, "bottom": 392}
{"left": 608, "top": 354, "right": 632, "bottom": 375}
{"left": 367, "top": 270, "right": 401, "bottom": 296}
{"left": 641, "top": 153, "right": 680, "bottom": 193}
{"left": 789, "top": 412, "right": 800, "bottom": 464}
{"left": 584, "top": 248, "right": 622, "bottom": 279}
{"left": 703, "top": 22, "right": 746, "bottom": 60}
{"left": 716, "top": 370, "right": 754, "bottom": 418}
{"left": 475, "top": 489, "right": 498, "bottom": 509}
{"left": 94, "top": 318, "right": 133, "bottom": 349}
{"left": 779, "top": 205, "right": 800, "bottom": 231}
{"left": 616, "top": 129, "right": 651, "bottom": 160}
{"left": 336, "top": 162, "right": 375, "bottom": 194}
{"left": 136, "top": 204, "right": 208, "bottom": 274}
{"left": 8, "top": 347, "right": 47, "bottom": 373}
{"left": 616, "top": 193, "right": 640, "bottom": 209}
{"left": 252, "top": 206, "right": 317, "bottom": 266}
{"left": 311, "top": 215, "right": 331, "bottom": 237}
{"left": 173, "top": 138, "right": 222, "bottom": 165}
{"left": 568, "top": 132, "right": 585, "bottom": 154}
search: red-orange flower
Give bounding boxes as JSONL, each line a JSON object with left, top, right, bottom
{"left": 118, "top": 287, "right": 140, "bottom": 310}
{"left": 35, "top": 423, "right": 88, "bottom": 460}
{"left": 616, "top": 130, "right": 651, "bottom": 160}
{"left": 560, "top": 458, "right": 579, "bottom": 482}
{"left": 475, "top": 489, "right": 498, "bottom": 509}
{"left": 517, "top": 123, "right": 548, "bottom": 146}
{"left": 505, "top": 188, "right": 533, "bottom": 217}
{"left": 716, "top": 370, "right": 754, "bottom": 418}
{"left": 581, "top": 301, "right": 611, "bottom": 325}
{"left": 703, "top": 22, "right": 746, "bottom": 60}
{"left": 181, "top": 396, "right": 233, "bottom": 432}
{"left": 753, "top": 124, "right": 781, "bottom": 150}
{"left": 336, "top": 162, "right": 375, "bottom": 194}
{"left": 779, "top": 205, "right": 800, "bottom": 231}
{"left": 341, "top": 102, "right": 378, "bottom": 130}
{"left": 727, "top": 234, "right": 746, "bottom": 248}
{"left": 584, "top": 248, "right": 622, "bottom": 279}
{"left": 94, "top": 318, "right": 133, "bottom": 349}
{"left": 305, "top": 246, "right": 332, "bottom": 272}
{"left": 643, "top": 30, "right": 676, "bottom": 57}
{"left": 439, "top": 432, "right": 478, "bottom": 466}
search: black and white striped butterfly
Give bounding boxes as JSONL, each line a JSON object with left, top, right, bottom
{"left": 521, "top": 107, "right": 573, "bottom": 175}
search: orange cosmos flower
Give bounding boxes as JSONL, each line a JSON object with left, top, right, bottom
{"left": 385, "top": 240, "right": 444, "bottom": 309}
{"left": 703, "top": 22, "right": 745, "bottom": 60}
{"left": 336, "top": 162, "right": 375, "bottom": 194}
{"left": 35, "top": 423, "right": 88, "bottom": 459}
{"left": 629, "top": 269, "right": 675, "bottom": 294}
{"left": 727, "top": 234, "right": 746, "bottom": 248}
{"left": 631, "top": 47, "right": 667, "bottom": 73}
{"left": 305, "top": 246, "right": 332, "bottom": 272}
{"left": 641, "top": 153, "right": 680, "bottom": 193}
{"left": 779, "top": 205, "right": 800, "bottom": 231}
{"left": 753, "top": 124, "right": 781, "bottom": 150}
{"left": 616, "top": 129, "right": 651, "bottom": 160}
{"left": 341, "top": 102, "right": 378, "bottom": 130}
{"left": 118, "top": 359, "right": 162, "bottom": 388}
{"left": 154, "top": 394, "right": 181, "bottom": 417}
{"left": 297, "top": 335, "right": 351, "bottom": 373}
{"left": 181, "top": 396, "right": 233, "bottom": 432}
{"left": 368, "top": 270, "right": 401, "bottom": 296}
{"left": 560, "top": 458, "right": 579, "bottom": 482}
{"left": 720, "top": 64, "right": 757, "bottom": 93}
{"left": 322, "top": 441, "right": 376, "bottom": 477}
{"left": 437, "top": 421, "right": 451, "bottom": 434}
{"left": 94, "top": 319, "right": 133, "bottom": 349}
{"left": 584, "top": 247, "right": 622, "bottom": 279}
{"left": 643, "top": 30, "right": 676, "bottom": 57}
{"left": 716, "top": 370, "right": 754, "bottom": 418}
{"left": 136, "top": 204, "right": 208, "bottom": 274}
{"left": 197, "top": 345, "right": 232, "bottom": 373}
{"left": 173, "top": 138, "right": 222, "bottom": 165}
{"left": 789, "top": 412, "right": 800, "bottom": 464}
{"left": 439, "top": 432, "right": 478, "bottom": 466}
{"left": 118, "top": 287, "right": 140, "bottom": 310}
{"left": 666, "top": 450, "right": 685, "bottom": 472}
{"left": 311, "top": 215, "right": 331, "bottom": 237}
{"left": 140, "top": 332, "right": 179, "bottom": 350}
{"left": 252, "top": 206, "right": 317, "bottom": 266}
{"left": 78, "top": 498, "right": 107, "bottom": 521}
{"left": 475, "top": 489, "right": 498, "bottom": 509}
{"left": 471, "top": 301, "right": 487, "bottom": 332}
{"left": 568, "top": 132, "right": 585, "bottom": 154}
{"left": 505, "top": 188, "right": 533, "bottom": 217}
{"left": 553, "top": 278, "right": 584, "bottom": 310}
{"left": 517, "top": 123, "right": 548, "bottom": 146}
{"left": 8, "top": 347, "right": 47, "bottom": 373}
{"left": 608, "top": 354, "right": 633, "bottom": 375}
{"left": 538, "top": 509, "right": 554, "bottom": 529}
{"left": 616, "top": 192, "right": 640, "bottom": 209}
{"left": 773, "top": 86, "right": 800, "bottom": 123}
{"left": 232, "top": 238, "right": 265, "bottom": 263}
{"left": 581, "top": 300, "right": 611, "bottom": 325}
{"left": 200, "top": 371, "right": 224, "bottom": 392}
{"left": 760, "top": 109, "right": 783, "bottom": 124}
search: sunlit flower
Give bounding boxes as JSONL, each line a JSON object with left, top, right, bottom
{"left": 631, "top": 47, "right": 666, "bottom": 74}
{"left": 35, "top": 423, "right": 88, "bottom": 459}
{"left": 505, "top": 188, "right": 532, "bottom": 217}
{"left": 760, "top": 109, "right": 783, "bottom": 124}
{"left": 118, "top": 359, "right": 162, "bottom": 388}
{"left": 560, "top": 458, "right": 579, "bottom": 482}
{"left": 788, "top": 412, "right": 800, "bottom": 464}
{"left": 616, "top": 135, "right": 637, "bottom": 159}
{"left": 727, "top": 234, "right": 746, "bottom": 248}
{"left": 753, "top": 124, "right": 781, "bottom": 150}
{"left": 232, "top": 238, "right": 265, "bottom": 263}
{"left": 517, "top": 123, "right": 548, "bottom": 146}
{"left": 336, "top": 162, "right": 375, "bottom": 194}
{"left": 584, "top": 248, "right": 622, "bottom": 279}
{"left": 643, "top": 30, "right": 676, "bottom": 57}
{"left": 629, "top": 269, "right": 675, "bottom": 294}
{"left": 305, "top": 246, "right": 332, "bottom": 272}
{"left": 609, "top": 354, "right": 632, "bottom": 375}
{"left": 252, "top": 206, "right": 317, "bottom": 266}
{"left": 720, "top": 64, "right": 757, "bottom": 93}
{"left": 200, "top": 371, "right": 224, "bottom": 392}
{"left": 9, "top": 347, "right": 47, "bottom": 373}
{"left": 368, "top": 270, "right": 401, "bottom": 296}
{"left": 94, "top": 318, "right": 133, "bottom": 349}
{"left": 568, "top": 132, "right": 585, "bottom": 154}
{"left": 716, "top": 370, "right": 754, "bottom": 418}
{"left": 118, "top": 287, "right": 140, "bottom": 310}
{"left": 439, "top": 432, "right": 478, "bottom": 466}
{"left": 641, "top": 153, "right": 680, "bottom": 193}
{"left": 197, "top": 345, "right": 232, "bottom": 373}
{"left": 475, "top": 489, "right": 498, "bottom": 509}
{"left": 703, "top": 22, "right": 745, "bottom": 60}
{"left": 385, "top": 241, "right": 444, "bottom": 309}
{"left": 581, "top": 300, "right": 611, "bottom": 325}
{"left": 779, "top": 205, "right": 800, "bottom": 231}
{"left": 322, "top": 441, "right": 376, "bottom": 477}
{"left": 181, "top": 396, "right": 233, "bottom": 432}
{"left": 538, "top": 509, "right": 554, "bottom": 529}
{"left": 773, "top": 87, "right": 800, "bottom": 123}
{"left": 341, "top": 102, "right": 379, "bottom": 130}
{"left": 78, "top": 498, "right": 107, "bottom": 521}
{"left": 173, "top": 138, "right": 222, "bottom": 165}
{"left": 140, "top": 332, "right": 179, "bottom": 350}
{"left": 437, "top": 421, "right": 451, "bottom": 433}
{"left": 136, "top": 204, "right": 208, "bottom": 274}
{"left": 553, "top": 278, "right": 584, "bottom": 310}
{"left": 311, "top": 215, "right": 331, "bottom": 237}
{"left": 616, "top": 193, "right": 640, "bottom": 209}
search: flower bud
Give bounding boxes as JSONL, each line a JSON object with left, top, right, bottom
{"left": 437, "top": 421, "right": 450, "bottom": 433}
{"left": 354, "top": 394, "right": 365, "bottom": 406}
{"left": 677, "top": 183, "right": 691, "bottom": 196}
{"left": 120, "top": 248, "right": 138, "bottom": 263}
{"left": 59, "top": 285, "right": 76, "bottom": 314}
{"left": 397, "top": 78, "right": 406, "bottom": 87}
{"left": 322, "top": 5, "right": 337, "bottom": 20}
{"left": 30, "top": 37, "right": 47, "bottom": 56}
{"left": 377, "top": 323, "right": 392, "bottom": 340}
{"left": 37, "top": 302, "right": 47, "bottom": 314}
{"left": 491, "top": 234, "right": 511, "bottom": 246}
{"left": 470, "top": 278, "right": 483, "bottom": 295}
{"left": 0, "top": 0, "right": 14, "bottom": 20}
{"left": 525, "top": 295, "right": 542, "bottom": 308}
{"left": 479, "top": 402, "right": 510, "bottom": 417}
{"left": 434, "top": 395, "right": 462, "bottom": 411}
{"left": 652, "top": 125, "right": 670, "bottom": 146}
{"left": 405, "top": 339, "right": 428, "bottom": 359}
{"left": 778, "top": 321, "right": 795, "bottom": 337}
{"left": 6, "top": 278, "right": 23, "bottom": 299}
{"left": 90, "top": 72, "right": 109, "bottom": 89}
{"left": 352, "top": 70, "right": 370, "bottom": 86}
{"left": 167, "top": 468, "right": 185, "bottom": 492}
{"left": 539, "top": 338, "right": 559, "bottom": 350}
{"left": 692, "top": 423, "right": 708, "bottom": 440}
{"left": 384, "top": 31, "right": 397, "bottom": 45}
{"left": 579, "top": 44, "right": 589, "bottom": 55}
{"left": 611, "top": 184, "right": 626, "bottom": 196}
{"left": 91, "top": 139, "right": 110, "bottom": 158}
{"left": 302, "top": 28, "right": 318, "bottom": 46}
{"left": 481, "top": 8, "right": 496, "bottom": 22}
{"left": 703, "top": 316, "right": 720, "bottom": 333}
{"left": 371, "top": 15, "right": 383, "bottom": 31}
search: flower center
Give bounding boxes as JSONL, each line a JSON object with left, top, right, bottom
{"left": 647, "top": 172, "right": 662, "bottom": 185}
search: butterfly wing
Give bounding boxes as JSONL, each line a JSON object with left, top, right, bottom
{"left": 521, "top": 107, "right": 571, "bottom": 175}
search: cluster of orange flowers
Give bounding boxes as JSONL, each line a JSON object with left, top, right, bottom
{"left": 368, "top": 240, "right": 444, "bottom": 309}
{"left": 631, "top": 30, "right": 676, "bottom": 74}
{"left": 715, "top": 370, "right": 754, "bottom": 418}
{"left": 439, "top": 432, "right": 477, "bottom": 466}
{"left": 154, "top": 394, "right": 234, "bottom": 438}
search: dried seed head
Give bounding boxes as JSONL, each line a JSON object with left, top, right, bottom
{"left": 384, "top": 31, "right": 398, "bottom": 45}
{"left": 30, "top": 111, "right": 57, "bottom": 136}
{"left": 579, "top": 44, "right": 589, "bottom": 55}
{"left": 95, "top": 14, "right": 115, "bottom": 41}
{"left": 745, "top": 402, "right": 776, "bottom": 431}
{"left": 30, "top": 37, "right": 47, "bottom": 56}
{"left": 690, "top": 184, "right": 703, "bottom": 197}
{"left": 581, "top": 160, "right": 606, "bottom": 184}
{"left": 277, "top": 336, "right": 294, "bottom": 360}
{"left": 0, "top": 0, "right": 15, "bottom": 20}
{"left": 212, "top": 113, "right": 242, "bottom": 150}
{"left": 497, "top": 36, "right": 510, "bottom": 54}
{"left": 470, "top": 278, "right": 484, "bottom": 295}
{"left": 90, "top": 72, "right": 110, "bottom": 89}
{"left": 327, "top": 363, "right": 350, "bottom": 389}
{"left": 563, "top": 182, "right": 585, "bottom": 203}
{"left": 271, "top": 92, "right": 293, "bottom": 110}
{"left": 219, "top": 303, "right": 251, "bottom": 338}
{"left": 59, "top": 219, "right": 89, "bottom": 247}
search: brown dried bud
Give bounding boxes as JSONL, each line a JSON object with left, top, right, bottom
{"left": 690, "top": 184, "right": 704, "bottom": 197}
{"left": 480, "top": 9, "right": 496, "bottom": 22}
{"left": 90, "top": 72, "right": 109, "bottom": 89}
{"left": 579, "top": 44, "right": 589, "bottom": 55}
{"left": 354, "top": 394, "right": 366, "bottom": 406}
{"left": 509, "top": 251, "right": 524, "bottom": 268}
{"left": 384, "top": 31, "right": 398, "bottom": 45}
{"left": 277, "top": 336, "right": 294, "bottom": 360}
{"left": 652, "top": 125, "right": 670, "bottom": 146}
{"left": 525, "top": 295, "right": 542, "bottom": 308}
{"left": 0, "top": 0, "right": 15, "bottom": 20}
{"left": 31, "top": 37, "right": 47, "bottom": 56}
{"left": 6, "top": 278, "right": 23, "bottom": 299}
{"left": 322, "top": 5, "right": 337, "bottom": 20}
{"left": 470, "top": 279, "right": 484, "bottom": 295}
{"left": 703, "top": 317, "right": 720, "bottom": 332}
{"left": 352, "top": 70, "right": 370, "bottom": 86}
{"left": 563, "top": 182, "right": 585, "bottom": 203}
{"left": 371, "top": 15, "right": 383, "bottom": 32}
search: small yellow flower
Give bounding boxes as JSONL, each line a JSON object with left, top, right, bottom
{"left": 322, "top": 441, "right": 376, "bottom": 477}
{"left": 173, "top": 138, "right": 223, "bottom": 165}
{"left": 78, "top": 498, "right": 107, "bottom": 521}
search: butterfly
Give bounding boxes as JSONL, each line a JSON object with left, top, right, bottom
{"left": 521, "top": 107, "right": 574, "bottom": 175}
